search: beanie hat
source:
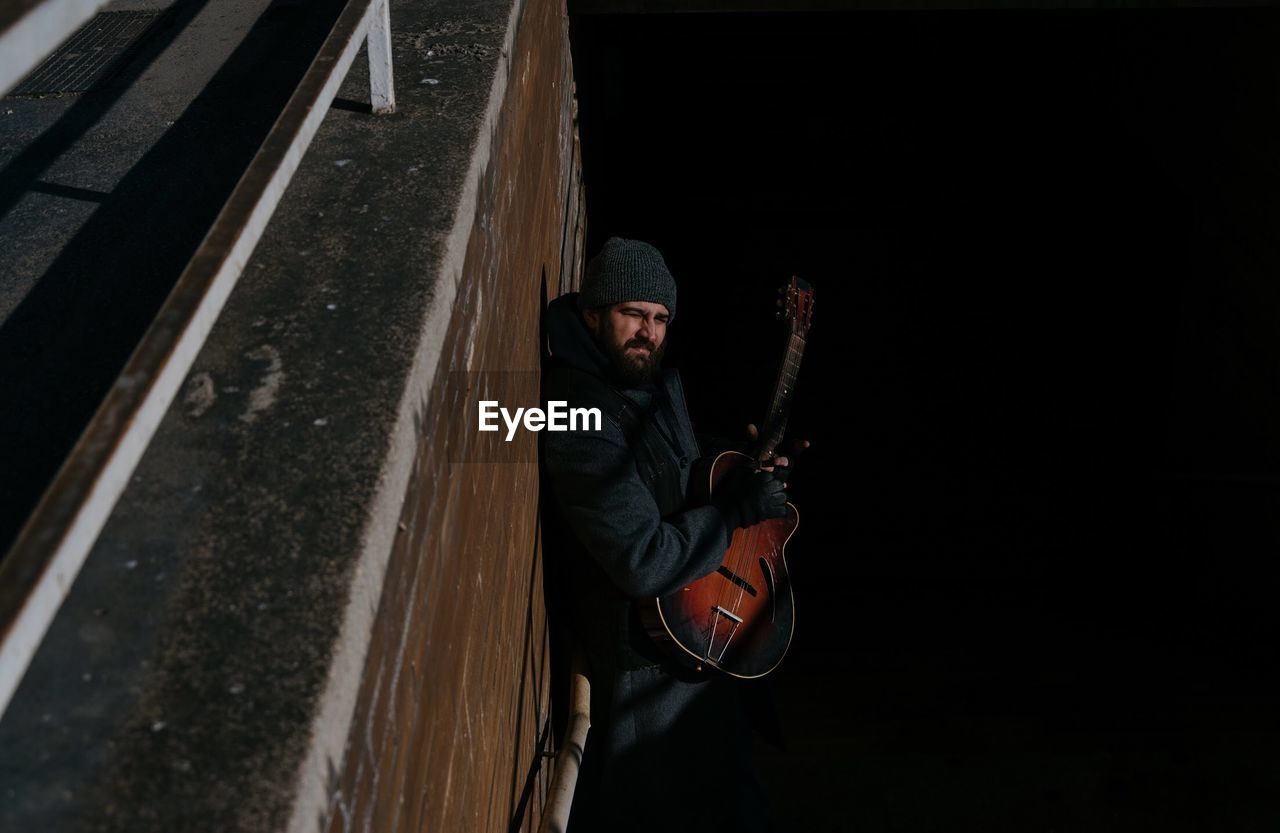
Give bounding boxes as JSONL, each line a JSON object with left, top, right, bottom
{"left": 578, "top": 237, "right": 677, "bottom": 322}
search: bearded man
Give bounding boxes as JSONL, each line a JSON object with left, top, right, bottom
{"left": 541, "top": 237, "right": 787, "bottom": 832}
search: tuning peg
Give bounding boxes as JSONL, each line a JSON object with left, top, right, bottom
{"left": 775, "top": 311, "right": 783, "bottom": 320}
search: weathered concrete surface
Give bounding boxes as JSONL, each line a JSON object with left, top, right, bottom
{"left": 0, "top": 0, "right": 349, "bottom": 557}
{"left": 0, "top": 0, "right": 580, "bottom": 829}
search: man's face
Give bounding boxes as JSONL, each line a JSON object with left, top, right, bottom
{"left": 584, "top": 300, "right": 670, "bottom": 386}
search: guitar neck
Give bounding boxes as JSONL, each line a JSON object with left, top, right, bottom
{"left": 753, "top": 330, "right": 807, "bottom": 461}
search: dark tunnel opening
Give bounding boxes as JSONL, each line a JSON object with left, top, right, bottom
{"left": 568, "top": 9, "right": 1280, "bottom": 830}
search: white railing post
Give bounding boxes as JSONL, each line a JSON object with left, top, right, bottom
{"left": 367, "top": 0, "right": 394, "bottom": 114}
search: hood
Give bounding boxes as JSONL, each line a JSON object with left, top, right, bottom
{"left": 544, "top": 292, "right": 611, "bottom": 379}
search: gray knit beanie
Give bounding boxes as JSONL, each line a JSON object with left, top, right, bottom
{"left": 578, "top": 237, "right": 677, "bottom": 322}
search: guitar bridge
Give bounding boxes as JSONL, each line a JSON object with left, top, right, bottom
{"left": 712, "top": 605, "right": 743, "bottom": 624}
{"left": 706, "top": 605, "right": 745, "bottom": 663}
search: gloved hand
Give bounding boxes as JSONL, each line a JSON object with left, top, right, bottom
{"left": 744, "top": 425, "right": 811, "bottom": 484}
{"left": 712, "top": 466, "right": 788, "bottom": 531}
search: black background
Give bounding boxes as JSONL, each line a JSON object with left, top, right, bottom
{"left": 571, "top": 9, "right": 1280, "bottom": 830}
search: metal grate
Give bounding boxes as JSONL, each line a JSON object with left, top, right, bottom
{"left": 8, "top": 11, "right": 161, "bottom": 97}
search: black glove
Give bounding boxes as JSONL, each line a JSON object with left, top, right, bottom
{"left": 712, "top": 467, "right": 788, "bottom": 531}
{"left": 770, "top": 438, "right": 809, "bottom": 484}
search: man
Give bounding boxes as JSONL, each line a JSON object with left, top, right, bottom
{"left": 541, "top": 237, "right": 791, "bottom": 832}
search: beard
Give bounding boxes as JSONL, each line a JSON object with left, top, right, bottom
{"left": 595, "top": 321, "right": 666, "bottom": 387}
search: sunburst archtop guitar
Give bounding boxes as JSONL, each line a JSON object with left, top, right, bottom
{"left": 640, "top": 276, "right": 815, "bottom": 679}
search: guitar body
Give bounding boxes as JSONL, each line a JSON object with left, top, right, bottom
{"left": 639, "top": 450, "right": 798, "bottom": 679}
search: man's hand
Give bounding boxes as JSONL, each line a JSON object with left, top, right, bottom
{"left": 745, "top": 424, "right": 811, "bottom": 485}
{"left": 712, "top": 466, "right": 788, "bottom": 531}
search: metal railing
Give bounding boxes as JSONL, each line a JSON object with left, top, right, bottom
{"left": 538, "top": 651, "right": 592, "bottom": 833}
{"left": 0, "top": 0, "right": 395, "bottom": 715}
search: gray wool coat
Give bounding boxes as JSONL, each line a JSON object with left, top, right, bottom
{"left": 540, "top": 294, "right": 774, "bottom": 833}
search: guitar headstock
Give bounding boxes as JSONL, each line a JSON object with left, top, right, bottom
{"left": 776, "top": 275, "right": 815, "bottom": 337}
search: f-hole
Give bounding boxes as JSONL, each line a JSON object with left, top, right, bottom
{"left": 759, "top": 557, "right": 776, "bottom": 623}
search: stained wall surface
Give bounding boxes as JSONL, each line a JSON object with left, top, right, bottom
{"left": 319, "top": 0, "right": 584, "bottom": 829}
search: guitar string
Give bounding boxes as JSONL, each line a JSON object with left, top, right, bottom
{"left": 711, "top": 329, "right": 806, "bottom": 667}
{"left": 724, "top": 520, "right": 755, "bottom": 660}
{"left": 721, "top": 348, "right": 798, "bottom": 665}
{"left": 711, "top": 464, "right": 756, "bottom": 662}
{"left": 716, "top": 522, "right": 747, "bottom": 665}
{"left": 712, "top": 517, "right": 738, "bottom": 661}
{"left": 729, "top": 335, "right": 803, "bottom": 662}
{"left": 718, "top": 489, "right": 761, "bottom": 664}
{"left": 715, "top": 467, "right": 760, "bottom": 663}
{"left": 761, "top": 337, "right": 805, "bottom": 455}
{"left": 710, "top": 498, "right": 733, "bottom": 661}
{"left": 727, "top": 513, "right": 772, "bottom": 664}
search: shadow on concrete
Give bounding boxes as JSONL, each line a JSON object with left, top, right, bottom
{"left": 331, "top": 96, "right": 373, "bottom": 114}
{"left": 0, "top": 0, "right": 348, "bottom": 558}
{"left": 0, "top": 2, "right": 190, "bottom": 220}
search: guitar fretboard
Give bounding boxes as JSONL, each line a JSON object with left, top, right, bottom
{"left": 754, "top": 330, "right": 807, "bottom": 461}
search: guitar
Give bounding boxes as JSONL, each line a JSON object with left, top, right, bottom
{"left": 640, "top": 276, "right": 816, "bottom": 678}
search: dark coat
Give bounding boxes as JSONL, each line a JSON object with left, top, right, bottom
{"left": 541, "top": 294, "right": 773, "bottom": 833}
